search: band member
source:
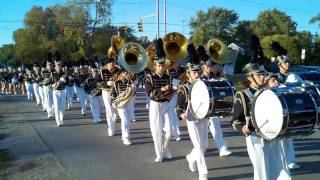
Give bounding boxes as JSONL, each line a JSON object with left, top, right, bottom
{"left": 24, "top": 68, "right": 34, "bottom": 101}
{"left": 265, "top": 72, "right": 279, "bottom": 88}
{"left": 145, "top": 39, "right": 173, "bottom": 162}
{"left": 275, "top": 55, "right": 301, "bottom": 170}
{"left": 168, "top": 65, "right": 182, "bottom": 141}
{"left": 52, "top": 61, "right": 66, "bottom": 127}
{"left": 65, "top": 65, "right": 75, "bottom": 110}
{"left": 110, "top": 69, "right": 134, "bottom": 145}
{"left": 200, "top": 60, "right": 232, "bottom": 157}
{"left": 101, "top": 58, "right": 119, "bottom": 136}
{"left": 42, "top": 55, "right": 55, "bottom": 118}
{"left": 74, "top": 64, "right": 89, "bottom": 115}
{"left": 232, "top": 63, "right": 291, "bottom": 180}
{"left": 177, "top": 62, "right": 209, "bottom": 180}
{"left": 32, "top": 64, "right": 42, "bottom": 106}
{"left": 84, "top": 66, "right": 103, "bottom": 124}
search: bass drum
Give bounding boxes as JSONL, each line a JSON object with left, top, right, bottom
{"left": 252, "top": 86, "right": 318, "bottom": 140}
{"left": 190, "top": 79, "right": 234, "bottom": 120}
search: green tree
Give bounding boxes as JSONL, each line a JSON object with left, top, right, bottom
{"left": 260, "top": 34, "right": 301, "bottom": 64}
{"left": 0, "top": 44, "right": 16, "bottom": 65}
{"left": 189, "top": 7, "right": 239, "bottom": 45}
{"left": 232, "top": 20, "right": 254, "bottom": 45}
{"left": 251, "top": 9, "right": 296, "bottom": 37}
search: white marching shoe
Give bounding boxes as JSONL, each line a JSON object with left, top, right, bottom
{"left": 123, "top": 139, "right": 132, "bottom": 146}
{"left": 154, "top": 156, "right": 163, "bottom": 163}
{"left": 108, "top": 129, "right": 114, "bottom": 137}
{"left": 288, "top": 162, "right": 301, "bottom": 169}
{"left": 219, "top": 149, "right": 232, "bottom": 157}
{"left": 199, "top": 174, "right": 208, "bottom": 180}
{"left": 186, "top": 154, "right": 197, "bottom": 172}
{"left": 163, "top": 149, "right": 172, "bottom": 159}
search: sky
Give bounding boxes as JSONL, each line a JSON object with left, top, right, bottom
{"left": 0, "top": 0, "right": 319, "bottom": 47}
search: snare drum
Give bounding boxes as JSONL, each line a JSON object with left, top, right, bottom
{"left": 190, "top": 79, "right": 234, "bottom": 120}
{"left": 252, "top": 86, "right": 318, "bottom": 140}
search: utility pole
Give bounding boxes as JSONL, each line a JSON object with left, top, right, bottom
{"left": 157, "top": 0, "right": 160, "bottom": 38}
{"left": 164, "top": 0, "right": 166, "bottom": 34}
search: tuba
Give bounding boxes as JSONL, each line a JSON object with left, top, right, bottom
{"left": 206, "top": 38, "right": 229, "bottom": 64}
{"left": 112, "top": 43, "right": 147, "bottom": 108}
{"left": 146, "top": 44, "right": 172, "bottom": 70}
{"left": 118, "top": 42, "right": 147, "bottom": 73}
{"left": 163, "top": 32, "right": 188, "bottom": 63}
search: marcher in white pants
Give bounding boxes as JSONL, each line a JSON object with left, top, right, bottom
{"left": 52, "top": 61, "right": 67, "bottom": 127}
{"left": 65, "top": 85, "right": 74, "bottom": 110}
{"left": 232, "top": 63, "right": 291, "bottom": 180}
{"left": 74, "top": 66, "right": 89, "bottom": 115}
{"left": 76, "top": 86, "right": 88, "bottom": 115}
{"left": 88, "top": 95, "right": 103, "bottom": 123}
{"left": 208, "top": 117, "right": 231, "bottom": 156}
{"left": 149, "top": 100, "right": 172, "bottom": 161}
{"left": 168, "top": 93, "right": 181, "bottom": 141}
{"left": 53, "top": 89, "right": 66, "bottom": 126}
{"left": 84, "top": 68, "right": 103, "bottom": 124}
{"left": 43, "top": 85, "right": 54, "bottom": 118}
{"left": 110, "top": 70, "right": 134, "bottom": 145}
{"left": 100, "top": 59, "right": 120, "bottom": 136}
{"left": 145, "top": 55, "right": 173, "bottom": 162}
{"left": 33, "top": 83, "right": 41, "bottom": 105}
{"left": 176, "top": 63, "right": 209, "bottom": 180}
{"left": 102, "top": 90, "right": 117, "bottom": 135}
{"left": 24, "top": 71, "right": 34, "bottom": 101}
{"left": 39, "top": 85, "right": 46, "bottom": 111}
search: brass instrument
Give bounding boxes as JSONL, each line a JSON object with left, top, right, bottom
{"left": 111, "top": 73, "right": 135, "bottom": 108}
{"left": 206, "top": 38, "right": 229, "bottom": 64}
{"left": 118, "top": 42, "right": 147, "bottom": 73}
{"left": 163, "top": 32, "right": 188, "bottom": 62}
{"left": 107, "top": 35, "right": 124, "bottom": 59}
{"left": 146, "top": 44, "right": 156, "bottom": 70}
{"left": 146, "top": 44, "right": 174, "bottom": 70}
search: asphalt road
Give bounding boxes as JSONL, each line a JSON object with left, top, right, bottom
{"left": 1, "top": 88, "right": 320, "bottom": 180}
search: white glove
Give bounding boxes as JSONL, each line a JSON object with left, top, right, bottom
{"left": 107, "top": 81, "right": 113, "bottom": 86}
{"left": 59, "top": 77, "right": 66, "bottom": 82}
{"left": 131, "top": 84, "right": 135, "bottom": 88}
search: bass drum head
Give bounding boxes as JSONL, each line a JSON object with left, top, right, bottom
{"left": 253, "top": 89, "right": 284, "bottom": 140}
{"left": 190, "top": 80, "right": 210, "bottom": 120}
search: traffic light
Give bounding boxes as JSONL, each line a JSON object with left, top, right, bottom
{"left": 124, "top": 25, "right": 128, "bottom": 34}
{"left": 59, "top": 26, "right": 64, "bottom": 36}
{"left": 138, "top": 21, "right": 143, "bottom": 32}
{"left": 41, "top": 25, "right": 46, "bottom": 34}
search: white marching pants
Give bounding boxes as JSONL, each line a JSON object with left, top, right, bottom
{"left": 102, "top": 91, "right": 117, "bottom": 133}
{"left": 88, "top": 95, "right": 103, "bottom": 123}
{"left": 246, "top": 132, "right": 291, "bottom": 180}
{"left": 168, "top": 93, "right": 181, "bottom": 138}
{"left": 117, "top": 105, "right": 131, "bottom": 140}
{"left": 25, "top": 82, "right": 34, "bottom": 100}
{"left": 149, "top": 100, "right": 172, "bottom": 159}
{"left": 75, "top": 86, "right": 88, "bottom": 114}
{"left": 128, "top": 95, "right": 136, "bottom": 121}
{"left": 43, "top": 85, "right": 54, "bottom": 117}
{"left": 281, "top": 138, "right": 296, "bottom": 165}
{"left": 208, "top": 117, "right": 228, "bottom": 152}
{"left": 33, "top": 83, "right": 41, "bottom": 105}
{"left": 65, "top": 86, "right": 74, "bottom": 109}
{"left": 186, "top": 119, "right": 209, "bottom": 176}
{"left": 53, "top": 90, "right": 66, "bottom": 126}
{"left": 39, "top": 86, "right": 46, "bottom": 111}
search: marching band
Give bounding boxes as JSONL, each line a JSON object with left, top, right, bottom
{"left": 2, "top": 32, "right": 320, "bottom": 180}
